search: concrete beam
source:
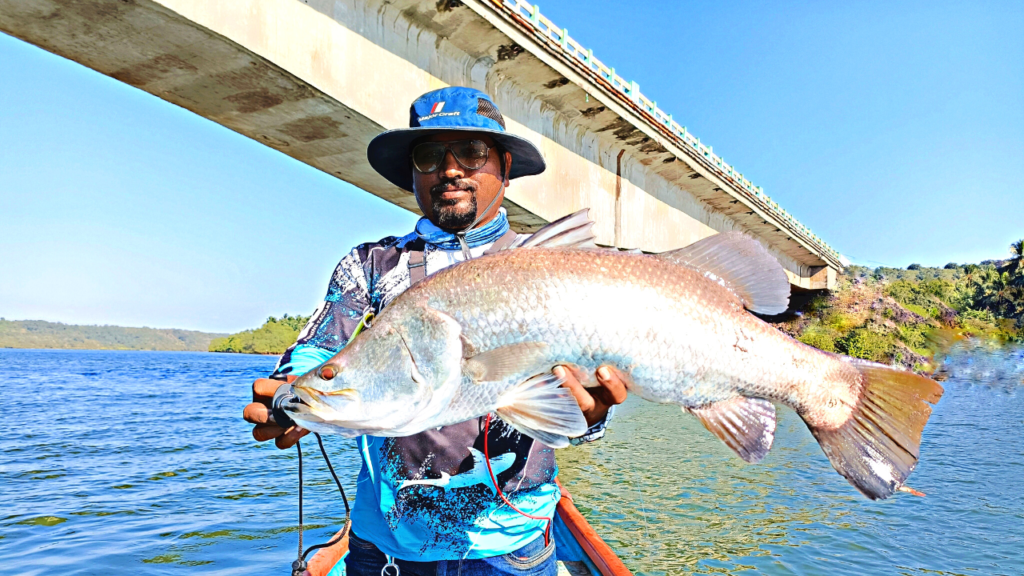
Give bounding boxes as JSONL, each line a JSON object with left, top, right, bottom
{"left": 0, "top": 0, "right": 839, "bottom": 289}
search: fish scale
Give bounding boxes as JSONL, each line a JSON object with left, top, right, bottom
{"left": 407, "top": 248, "right": 789, "bottom": 418}
{"left": 286, "top": 215, "right": 943, "bottom": 500}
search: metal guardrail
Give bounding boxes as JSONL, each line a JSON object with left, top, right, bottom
{"left": 489, "top": 0, "right": 842, "bottom": 265}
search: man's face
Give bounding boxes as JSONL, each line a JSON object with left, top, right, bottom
{"left": 411, "top": 132, "right": 512, "bottom": 231}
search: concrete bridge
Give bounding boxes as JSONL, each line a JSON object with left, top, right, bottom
{"left": 1, "top": 0, "right": 844, "bottom": 290}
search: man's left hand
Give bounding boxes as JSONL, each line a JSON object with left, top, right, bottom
{"left": 555, "top": 365, "right": 629, "bottom": 427}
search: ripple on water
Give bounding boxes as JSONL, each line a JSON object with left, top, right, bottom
{"left": 1, "top": 347, "right": 1021, "bottom": 575}
{"left": 15, "top": 516, "right": 68, "bottom": 527}
{"left": 557, "top": 343, "right": 1024, "bottom": 576}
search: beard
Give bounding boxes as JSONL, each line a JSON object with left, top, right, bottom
{"left": 431, "top": 179, "right": 478, "bottom": 230}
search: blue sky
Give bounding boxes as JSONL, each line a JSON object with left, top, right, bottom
{"left": 1, "top": 1, "right": 1021, "bottom": 332}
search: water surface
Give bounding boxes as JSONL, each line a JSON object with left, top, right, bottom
{"left": 2, "top": 346, "right": 1021, "bottom": 575}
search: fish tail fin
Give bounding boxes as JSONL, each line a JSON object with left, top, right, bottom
{"left": 805, "top": 359, "right": 943, "bottom": 500}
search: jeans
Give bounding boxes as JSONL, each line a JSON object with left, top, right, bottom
{"left": 344, "top": 531, "right": 557, "bottom": 576}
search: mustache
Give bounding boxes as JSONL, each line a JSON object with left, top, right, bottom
{"left": 430, "top": 178, "right": 478, "bottom": 197}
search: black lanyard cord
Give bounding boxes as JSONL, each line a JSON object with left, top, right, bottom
{"left": 292, "top": 433, "right": 352, "bottom": 575}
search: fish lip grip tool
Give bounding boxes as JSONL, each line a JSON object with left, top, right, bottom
{"left": 272, "top": 384, "right": 299, "bottom": 429}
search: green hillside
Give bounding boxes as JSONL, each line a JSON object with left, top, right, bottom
{"left": 208, "top": 241, "right": 1024, "bottom": 363}
{"left": 0, "top": 319, "right": 225, "bottom": 351}
{"left": 209, "top": 314, "right": 310, "bottom": 354}
{"left": 776, "top": 240, "right": 1024, "bottom": 372}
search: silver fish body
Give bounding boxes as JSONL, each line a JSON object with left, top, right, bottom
{"left": 414, "top": 249, "right": 810, "bottom": 419}
{"left": 285, "top": 213, "right": 943, "bottom": 500}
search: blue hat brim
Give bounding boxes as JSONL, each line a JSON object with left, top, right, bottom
{"left": 366, "top": 127, "right": 546, "bottom": 192}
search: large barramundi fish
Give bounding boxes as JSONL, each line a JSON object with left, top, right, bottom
{"left": 283, "top": 211, "right": 943, "bottom": 500}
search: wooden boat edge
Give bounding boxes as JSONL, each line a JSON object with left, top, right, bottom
{"left": 554, "top": 480, "right": 633, "bottom": 576}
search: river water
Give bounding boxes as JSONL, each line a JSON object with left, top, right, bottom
{"left": 2, "top": 345, "right": 1021, "bottom": 575}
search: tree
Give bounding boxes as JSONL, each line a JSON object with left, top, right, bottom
{"left": 1007, "top": 239, "right": 1024, "bottom": 286}
{"left": 944, "top": 262, "right": 958, "bottom": 270}
{"left": 908, "top": 263, "right": 922, "bottom": 270}
{"left": 210, "top": 314, "right": 312, "bottom": 354}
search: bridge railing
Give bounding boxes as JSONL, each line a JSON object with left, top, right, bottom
{"left": 492, "top": 0, "right": 840, "bottom": 263}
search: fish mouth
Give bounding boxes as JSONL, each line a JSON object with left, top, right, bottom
{"left": 292, "top": 385, "right": 358, "bottom": 399}
{"left": 286, "top": 383, "right": 434, "bottom": 436}
{"left": 288, "top": 385, "right": 365, "bottom": 424}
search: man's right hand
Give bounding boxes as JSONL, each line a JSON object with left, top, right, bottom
{"left": 243, "top": 376, "right": 310, "bottom": 449}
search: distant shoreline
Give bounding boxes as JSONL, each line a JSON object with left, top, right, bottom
{"left": 1, "top": 347, "right": 246, "bottom": 352}
{"left": 6, "top": 252, "right": 1020, "bottom": 359}
{"left": 0, "top": 319, "right": 226, "bottom": 352}
{"left": 209, "top": 350, "right": 281, "bottom": 356}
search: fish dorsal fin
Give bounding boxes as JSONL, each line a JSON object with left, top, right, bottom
{"left": 495, "top": 372, "right": 589, "bottom": 448}
{"left": 517, "top": 209, "right": 598, "bottom": 250}
{"left": 658, "top": 232, "right": 790, "bottom": 315}
{"left": 687, "top": 397, "right": 777, "bottom": 463}
{"left": 467, "top": 447, "right": 487, "bottom": 467}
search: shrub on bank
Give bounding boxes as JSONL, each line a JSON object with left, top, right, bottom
{"left": 779, "top": 240, "right": 1024, "bottom": 371}
{"left": 209, "top": 314, "right": 311, "bottom": 354}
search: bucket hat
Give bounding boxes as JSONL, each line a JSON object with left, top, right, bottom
{"left": 367, "top": 87, "right": 546, "bottom": 192}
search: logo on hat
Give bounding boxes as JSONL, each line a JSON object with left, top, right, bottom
{"left": 418, "top": 100, "right": 460, "bottom": 123}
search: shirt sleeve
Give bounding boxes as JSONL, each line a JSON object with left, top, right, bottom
{"left": 570, "top": 405, "right": 616, "bottom": 445}
{"left": 272, "top": 247, "right": 372, "bottom": 378}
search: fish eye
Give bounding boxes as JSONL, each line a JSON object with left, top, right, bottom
{"left": 318, "top": 365, "right": 339, "bottom": 380}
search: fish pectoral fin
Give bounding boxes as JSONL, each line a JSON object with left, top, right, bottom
{"left": 462, "top": 342, "right": 550, "bottom": 383}
{"left": 516, "top": 209, "right": 598, "bottom": 250}
{"left": 494, "top": 372, "right": 589, "bottom": 449}
{"left": 657, "top": 232, "right": 790, "bottom": 315}
{"left": 687, "top": 396, "right": 777, "bottom": 464}
{"left": 398, "top": 471, "right": 452, "bottom": 493}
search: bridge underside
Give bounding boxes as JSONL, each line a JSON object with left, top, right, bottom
{"left": 0, "top": 0, "right": 840, "bottom": 290}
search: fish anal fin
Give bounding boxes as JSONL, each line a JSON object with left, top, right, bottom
{"left": 463, "top": 342, "right": 549, "bottom": 383}
{"left": 688, "top": 396, "right": 777, "bottom": 464}
{"left": 517, "top": 209, "right": 598, "bottom": 250}
{"left": 805, "top": 358, "right": 943, "bottom": 500}
{"left": 495, "top": 373, "right": 588, "bottom": 448}
{"left": 658, "top": 232, "right": 790, "bottom": 315}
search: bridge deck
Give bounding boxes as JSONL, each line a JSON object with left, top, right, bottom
{"left": 0, "top": 0, "right": 842, "bottom": 289}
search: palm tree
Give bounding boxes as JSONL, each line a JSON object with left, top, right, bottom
{"left": 1008, "top": 239, "right": 1024, "bottom": 286}
{"left": 962, "top": 263, "right": 980, "bottom": 284}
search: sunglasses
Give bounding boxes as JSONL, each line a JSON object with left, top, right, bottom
{"left": 411, "top": 140, "right": 494, "bottom": 173}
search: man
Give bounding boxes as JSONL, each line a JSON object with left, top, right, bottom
{"left": 243, "top": 87, "right": 628, "bottom": 575}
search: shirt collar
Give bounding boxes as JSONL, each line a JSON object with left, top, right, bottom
{"left": 414, "top": 208, "right": 510, "bottom": 251}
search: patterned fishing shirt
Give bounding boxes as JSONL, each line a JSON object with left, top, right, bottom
{"left": 271, "top": 217, "right": 611, "bottom": 561}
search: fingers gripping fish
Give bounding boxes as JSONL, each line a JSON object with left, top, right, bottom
{"left": 283, "top": 211, "right": 944, "bottom": 500}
